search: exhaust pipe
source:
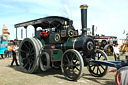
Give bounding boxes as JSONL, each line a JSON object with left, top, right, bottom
{"left": 80, "top": 5, "right": 88, "bottom": 36}
{"left": 92, "top": 25, "right": 94, "bottom": 35}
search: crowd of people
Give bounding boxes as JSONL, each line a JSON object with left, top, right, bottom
{"left": 5, "top": 45, "right": 12, "bottom": 58}
{"left": 0, "top": 40, "right": 19, "bottom": 67}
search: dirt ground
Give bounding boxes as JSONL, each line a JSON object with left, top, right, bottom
{"left": 0, "top": 56, "right": 120, "bottom": 85}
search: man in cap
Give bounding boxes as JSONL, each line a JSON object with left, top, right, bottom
{"left": 10, "top": 41, "right": 19, "bottom": 66}
{"left": 113, "top": 43, "right": 120, "bottom": 61}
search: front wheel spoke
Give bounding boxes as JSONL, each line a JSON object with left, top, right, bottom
{"left": 71, "top": 54, "right": 75, "bottom": 61}
{"left": 72, "top": 63, "right": 80, "bottom": 67}
{"left": 100, "top": 64, "right": 105, "bottom": 70}
{"left": 90, "top": 65, "right": 93, "bottom": 67}
{"left": 65, "top": 67, "right": 70, "bottom": 72}
{"left": 75, "top": 66, "right": 80, "bottom": 71}
{"left": 66, "top": 55, "right": 70, "bottom": 63}
{"left": 98, "top": 66, "right": 102, "bottom": 74}
{"left": 72, "top": 68, "right": 76, "bottom": 77}
{"left": 98, "top": 54, "right": 101, "bottom": 60}
{"left": 74, "top": 58, "right": 78, "bottom": 64}
{"left": 64, "top": 64, "right": 69, "bottom": 67}
{"left": 92, "top": 65, "right": 96, "bottom": 71}
{"left": 97, "top": 66, "right": 99, "bottom": 74}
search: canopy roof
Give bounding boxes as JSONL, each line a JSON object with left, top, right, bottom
{"left": 14, "top": 16, "right": 71, "bottom": 29}
{"left": 94, "top": 36, "right": 117, "bottom": 39}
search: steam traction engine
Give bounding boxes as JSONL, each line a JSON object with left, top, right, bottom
{"left": 94, "top": 35, "right": 117, "bottom": 56}
{"left": 15, "top": 5, "right": 108, "bottom": 81}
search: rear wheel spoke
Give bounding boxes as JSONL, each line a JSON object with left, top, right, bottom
{"left": 23, "top": 62, "right": 29, "bottom": 68}
{"left": 24, "top": 43, "right": 29, "bottom": 50}
{"left": 21, "top": 49, "right": 27, "bottom": 53}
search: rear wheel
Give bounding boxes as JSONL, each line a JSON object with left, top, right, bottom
{"left": 61, "top": 49, "right": 84, "bottom": 81}
{"left": 19, "top": 38, "right": 40, "bottom": 73}
{"left": 87, "top": 49, "right": 108, "bottom": 77}
{"left": 104, "top": 44, "right": 113, "bottom": 56}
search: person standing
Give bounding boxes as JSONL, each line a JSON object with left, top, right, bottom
{"left": 113, "top": 43, "right": 120, "bottom": 61}
{"left": 10, "top": 44, "right": 19, "bottom": 67}
{"left": 0, "top": 54, "right": 4, "bottom": 59}
{"left": 7, "top": 45, "right": 11, "bottom": 58}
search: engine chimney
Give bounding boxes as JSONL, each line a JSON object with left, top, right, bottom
{"left": 80, "top": 5, "right": 88, "bottom": 36}
{"left": 92, "top": 25, "right": 94, "bottom": 35}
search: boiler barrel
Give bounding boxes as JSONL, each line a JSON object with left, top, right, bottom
{"left": 55, "top": 37, "right": 95, "bottom": 56}
{"left": 55, "top": 38, "right": 84, "bottom": 51}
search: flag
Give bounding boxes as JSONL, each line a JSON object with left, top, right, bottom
{"left": 95, "top": 26, "right": 98, "bottom": 31}
{"left": 123, "top": 30, "right": 125, "bottom": 34}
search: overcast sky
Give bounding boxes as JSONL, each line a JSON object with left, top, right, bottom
{"left": 0, "top": 0, "right": 128, "bottom": 40}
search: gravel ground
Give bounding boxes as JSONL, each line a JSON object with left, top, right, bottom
{"left": 0, "top": 56, "right": 118, "bottom": 85}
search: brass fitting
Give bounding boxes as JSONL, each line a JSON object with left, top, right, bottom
{"left": 80, "top": 5, "right": 88, "bottom": 9}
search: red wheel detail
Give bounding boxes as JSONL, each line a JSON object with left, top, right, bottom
{"left": 116, "top": 71, "right": 121, "bottom": 85}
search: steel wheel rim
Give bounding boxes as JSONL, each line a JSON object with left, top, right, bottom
{"left": 32, "top": 38, "right": 43, "bottom": 73}
{"left": 61, "top": 49, "right": 84, "bottom": 81}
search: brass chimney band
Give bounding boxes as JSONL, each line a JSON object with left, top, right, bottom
{"left": 80, "top": 5, "right": 88, "bottom": 9}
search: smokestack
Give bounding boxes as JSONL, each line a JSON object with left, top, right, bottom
{"left": 80, "top": 5, "right": 88, "bottom": 36}
{"left": 92, "top": 25, "right": 94, "bottom": 35}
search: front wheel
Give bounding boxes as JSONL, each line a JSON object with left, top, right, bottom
{"left": 87, "top": 49, "right": 108, "bottom": 77}
{"left": 40, "top": 52, "right": 50, "bottom": 71}
{"left": 61, "top": 49, "right": 84, "bottom": 81}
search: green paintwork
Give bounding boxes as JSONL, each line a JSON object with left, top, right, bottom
{"left": 62, "top": 38, "right": 76, "bottom": 50}
{"left": 41, "top": 39, "right": 45, "bottom": 46}
{"left": 55, "top": 38, "right": 76, "bottom": 50}
{"left": 52, "top": 49, "right": 63, "bottom": 61}
{"left": 49, "top": 33, "right": 56, "bottom": 43}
